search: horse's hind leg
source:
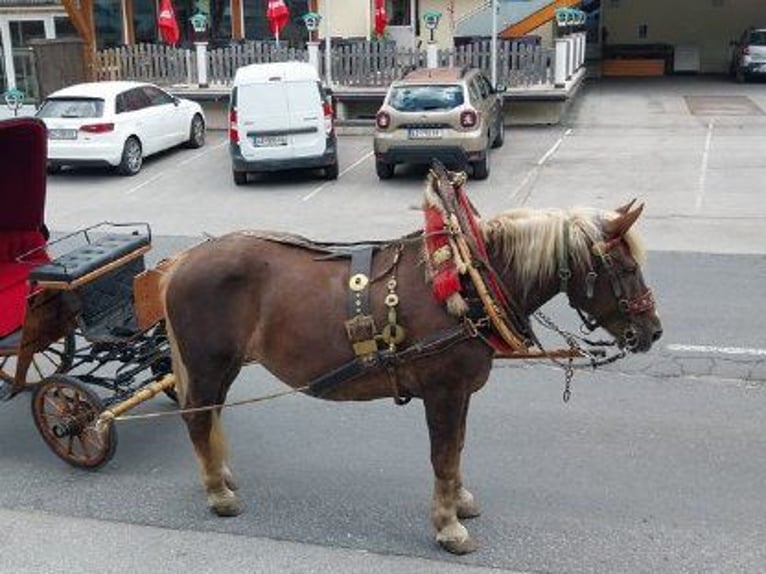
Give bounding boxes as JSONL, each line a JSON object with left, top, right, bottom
{"left": 172, "top": 336, "right": 242, "bottom": 517}
{"left": 424, "top": 388, "right": 478, "bottom": 554}
{"left": 184, "top": 407, "right": 242, "bottom": 517}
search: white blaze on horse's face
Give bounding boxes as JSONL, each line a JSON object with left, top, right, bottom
{"left": 571, "top": 206, "right": 663, "bottom": 353}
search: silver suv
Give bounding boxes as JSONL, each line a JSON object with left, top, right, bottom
{"left": 373, "top": 67, "right": 505, "bottom": 180}
{"left": 730, "top": 28, "right": 766, "bottom": 82}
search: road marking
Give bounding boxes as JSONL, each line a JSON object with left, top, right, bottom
{"left": 538, "top": 128, "right": 571, "bottom": 166}
{"left": 125, "top": 172, "right": 164, "bottom": 195}
{"left": 510, "top": 128, "right": 572, "bottom": 203}
{"left": 667, "top": 344, "right": 766, "bottom": 357}
{"left": 177, "top": 139, "right": 228, "bottom": 167}
{"left": 695, "top": 120, "right": 714, "bottom": 213}
{"left": 301, "top": 150, "right": 373, "bottom": 202}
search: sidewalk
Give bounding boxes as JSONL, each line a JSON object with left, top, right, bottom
{"left": 0, "top": 508, "right": 527, "bottom": 574}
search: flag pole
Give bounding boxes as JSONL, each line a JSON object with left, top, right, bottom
{"left": 491, "top": 0, "right": 498, "bottom": 88}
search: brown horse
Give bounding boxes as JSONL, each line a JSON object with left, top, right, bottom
{"left": 162, "top": 180, "right": 662, "bottom": 554}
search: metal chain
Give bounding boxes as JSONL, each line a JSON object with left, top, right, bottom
{"left": 531, "top": 309, "right": 627, "bottom": 402}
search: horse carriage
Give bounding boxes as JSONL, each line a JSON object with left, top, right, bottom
{"left": 1, "top": 115, "right": 662, "bottom": 554}
{"left": 0, "top": 117, "right": 175, "bottom": 468}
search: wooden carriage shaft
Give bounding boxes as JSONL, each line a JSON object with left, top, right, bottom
{"left": 95, "top": 374, "right": 176, "bottom": 430}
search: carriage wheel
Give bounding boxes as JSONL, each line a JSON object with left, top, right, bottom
{"left": 0, "top": 333, "right": 75, "bottom": 387}
{"left": 31, "top": 375, "right": 117, "bottom": 469}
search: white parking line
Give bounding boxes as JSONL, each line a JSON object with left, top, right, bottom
{"left": 667, "top": 344, "right": 766, "bottom": 357}
{"left": 695, "top": 121, "right": 714, "bottom": 213}
{"left": 301, "top": 151, "right": 373, "bottom": 202}
{"left": 177, "top": 139, "right": 229, "bottom": 167}
{"left": 125, "top": 140, "right": 228, "bottom": 195}
{"left": 510, "top": 128, "right": 572, "bottom": 203}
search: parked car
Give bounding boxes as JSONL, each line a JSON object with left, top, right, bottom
{"left": 228, "top": 61, "right": 338, "bottom": 185}
{"left": 373, "top": 67, "right": 505, "bottom": 180}
{"left": 730, "top": 27, "right": 766, "bottom": 82}
{"left": 36, "top": 81, "right": 205, "bottom": 176}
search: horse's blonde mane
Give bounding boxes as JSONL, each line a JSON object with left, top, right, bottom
{"left": 481, "top": 207, "right": 646, "bottom": 297}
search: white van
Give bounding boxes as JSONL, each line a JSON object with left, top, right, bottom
{"left": 229, "top": 61, "right": 338, "bottom": 185}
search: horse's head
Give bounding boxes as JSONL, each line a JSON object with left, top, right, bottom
{"left": 566, "top": 202, "right": 662, "bottom": 353}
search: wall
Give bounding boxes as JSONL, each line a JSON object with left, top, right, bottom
{"left": 602, "top": 0, "right": 763, "bottom": 73}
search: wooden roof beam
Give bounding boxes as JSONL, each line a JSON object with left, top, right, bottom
{"left": 500, "top": 0, "right": 581, "bottom": 39}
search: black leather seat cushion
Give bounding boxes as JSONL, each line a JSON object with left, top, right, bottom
{"left": 30, "top": 234, "right": 149, "bottom": 283}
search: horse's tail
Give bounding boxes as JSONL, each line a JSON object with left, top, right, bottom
{"left": 160, "top": 251, "right": 191, "bottom": 407}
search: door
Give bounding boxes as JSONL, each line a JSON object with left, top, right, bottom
{"left": 142, "top": 85, "right": 187, "bottom": 148}
{"left": 9, "top": 20, "right": 46, "bottom": 101}
{"left": 285, "top": 80, "right": 325, "bottom": 159}
{"left": 237, "top": 82, "right": 293, "bottom": 161}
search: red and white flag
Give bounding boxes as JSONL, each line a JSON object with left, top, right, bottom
{"left": 267, "top": 0, "right": 290, "bottom": 37}
{"left": 158, "top": 0, "right": 180, "bottom": 45}
{"left": 374, "top": 0, "right": 387, "bottom": 37}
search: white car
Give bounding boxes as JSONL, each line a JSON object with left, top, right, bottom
{"left": 36, "top": 81, "right": 205, "bottom": 175}
{"left": 730, "top": 28, "right": 766, "bottom": 82}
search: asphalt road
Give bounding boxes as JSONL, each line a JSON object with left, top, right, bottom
{"left": 2, "top": 76, "right": 766, "bottom": 573}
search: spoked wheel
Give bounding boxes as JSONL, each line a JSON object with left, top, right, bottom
{"left": 31, "top": 375, "right": 117, "bottom": 469}
{"left": 0, "top": 333, "right": 75, "bottom": 387}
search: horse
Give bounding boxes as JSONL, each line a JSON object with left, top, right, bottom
{"left": 161, "top": 170, "right": 662, "bottom": 555}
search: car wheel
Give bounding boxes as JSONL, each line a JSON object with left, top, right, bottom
{"left": 233, "top": 170, "right": 247, "bottom": 186}
{"left": 376, "top": 160, "right": 394, "bottom": 179}
{"left": 492, "top": 120, "right": 505, "bottom": 149}
{"left": 186, "top": 114, "right": 205, "bottom": 148}
{"left": 472, "top": 152, "right": 490, "bottom": 180}
{"left": 117, "top": 137, "right": 142, "bottom": 176}
{"left": 324, "top": 160, "right": 339, "bottom": 180}
{"left": 46, "top": 164, "right": 62, "bottom": 175}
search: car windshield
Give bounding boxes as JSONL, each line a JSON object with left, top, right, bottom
{"left": 748, "top": 30, "right": 766, "bottom": 46}
{"left": 36, "top": 98, "right": 104, "bottom": 119}
{"left": 388, "top": 85, "right": 464, "bottom": 112}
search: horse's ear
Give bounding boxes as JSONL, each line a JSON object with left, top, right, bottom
{"left": 605, "top": 203, "right": 644, "bottom": 238}
{"left": 615, "top": 199, "right": 637, "bottom": 214}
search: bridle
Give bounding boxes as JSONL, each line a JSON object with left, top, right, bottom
{"left": 558, "top": 219, "right": 656, "bottom": 350}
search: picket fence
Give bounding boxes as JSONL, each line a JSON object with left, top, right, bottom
{"left": 94, "top": 40, "right": 555, "bottom": 88}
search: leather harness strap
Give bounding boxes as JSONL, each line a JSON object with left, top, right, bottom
{"left": 307, "top": 323, "right": 473, "bottom": 398}
{"left": 346, "top": 247, "right": 374, "bottom": 317}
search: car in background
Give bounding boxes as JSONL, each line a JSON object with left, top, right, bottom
{"left": 373, "top": 67, "right": 505, "bottom": 180}
{"left": 36, "top": 81, "right": 205, "bottom": 176}
{"left": 730, "top": 27, "right": 766, "bottom": 82}
{"left": 228, "top": 61, "right": 338, "bottom": 185}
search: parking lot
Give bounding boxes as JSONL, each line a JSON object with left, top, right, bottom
{"left": 4, "top": 76, "right": 766, "bottom": 573}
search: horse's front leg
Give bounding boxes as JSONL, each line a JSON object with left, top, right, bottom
{"left": 456, "top": 395, "right": 480, "bottom": 521}
{"left": 424, "top": 388, "right": 478, "bottom": 554}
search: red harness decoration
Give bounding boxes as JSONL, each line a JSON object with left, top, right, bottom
{"left": 424, "top": 205, "right": 461, "bottom": 305}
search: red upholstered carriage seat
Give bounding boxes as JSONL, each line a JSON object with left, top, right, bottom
{"left": 0, "top": 230, "right": 49, "bottom": 337}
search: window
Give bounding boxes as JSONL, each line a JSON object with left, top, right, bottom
{"left": 387, "top": 0, "right": 410, "bottom": 25}
{"left": 133, "top": 0, "right": 158, "bottom": 43}
{"left": 142, "top": 85, "right": 175, "bottom": 106}
{"left": 388, "top": 85, "right": 464, "bottom": 112}
{"left": 37, "top": 98, "right": 105, "bottom": 118}
{"left": 54, "top": 17, "right": 79, "bottom": 38}
{"left": 243, "top": 0, "right": 309, "bottom": 45}
{"left": 118, "top": 88, "right": 152, "bottom": 112}
{"left": 94, "top": 0, "right": 124, "bottom": 48}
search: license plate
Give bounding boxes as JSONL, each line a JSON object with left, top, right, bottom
{"left": 48, "top": 129, "right": 78, "bottom": 140}
{"left": 408, "top": 128, "right": 442, "bottom": 139}
{"left": 252, "top": 135, "right": 288, "bottom": 147}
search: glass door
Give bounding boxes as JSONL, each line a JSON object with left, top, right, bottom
{"left": 10, "top": 20, "right": 46, "bottom": 102}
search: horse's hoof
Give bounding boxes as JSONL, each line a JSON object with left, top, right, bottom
{"left": 208, "top": 490, "right": 242, "bottom": 517}
{"left": 456, "top": 488, "right": 481, "bottom": 520}
{"left": 438, "top": 536, "right": 478, "bottom": 555}
{"left": 436, "top": 522, "right": 477, "bottom": 555}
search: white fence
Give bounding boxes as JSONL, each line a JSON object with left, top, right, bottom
{"left": 93, "top": 39, "right": 572, "bottom": 89}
